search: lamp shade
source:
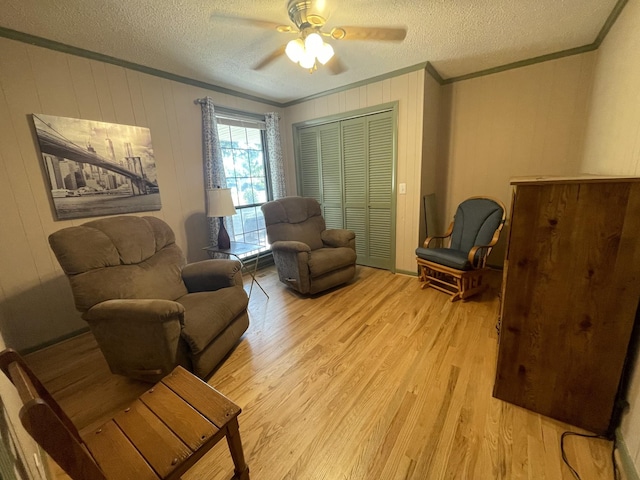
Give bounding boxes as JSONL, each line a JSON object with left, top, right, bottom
{"left": 206, "top": 188, "right": 237, "bottom": 217}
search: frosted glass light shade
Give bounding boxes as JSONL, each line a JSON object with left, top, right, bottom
{"left": 206, "top": 188, "right": 236, "bottom": 217}
{"left": 304, "top": 33, "right": 323, "bottom": 56}
{"left": 316, "top": 42, "right": 334, "bottom": 65}
{"left": 299, "top": 51, "right": 316, "bottom": 69}
{"left": 285, "top": 38, "right": 305, "bottom": 63}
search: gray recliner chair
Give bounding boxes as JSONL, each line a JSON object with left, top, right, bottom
{"left": 261, "top": 196, "right": 357, "bottom": 295}
{"left": 48, "top": 215, "right": 249, "bottom": 382}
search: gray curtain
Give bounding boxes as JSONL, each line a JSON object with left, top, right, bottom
{"left": 196, "top": 97, "right": 227, "bottom": 247}
{"left": 265, "top": 112, "right": 286, "bottom": 199}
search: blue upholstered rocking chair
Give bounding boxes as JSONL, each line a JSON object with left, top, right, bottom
{"left": 416, "top": 197, "right": 506, "bottom": 302}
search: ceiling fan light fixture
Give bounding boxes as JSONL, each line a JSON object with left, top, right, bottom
{"left": 285, "top": 38, "right": 305, "bottom": 62}
{"left": 316, "top": 42, "right": 334, "bottom": 65}
{"left": 304, "top": 32, "right": 324, "bottom": 56}
{"left": 299, "top": 51, "right": 316, "bottom": 69}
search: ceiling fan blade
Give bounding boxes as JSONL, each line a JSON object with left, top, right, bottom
{"left": 326, "top": 56, "right": 347, "bottom": 75}
{"left": 333, "top": 26, "right": 407, "bottom": 42}
{"left": 210, "top": 13, "right": 292, "bottom": 32}
{"left": 252, "top": 45, "right": 287, "bottom": 71}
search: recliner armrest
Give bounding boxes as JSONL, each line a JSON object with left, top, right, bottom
{"left": 82, "top": 299, "right": 186, "bottom": 382}
{"left": 269, "top": 242, "right": 311, "bottom": 294}
{"left": 321, "top": 229, "right": 355, "bottom": 248}
{"left": 83, "top": 299, "right": 185, "bottom": 323}
{"left": 182, "top": 259, "right": 243, "bottom": 293}
{"left": 271, "top": 240, "right": 311, "bottom": 253}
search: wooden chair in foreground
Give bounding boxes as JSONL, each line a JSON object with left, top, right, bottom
{"left": 416, "top": 197, "right": 506, "bottom": 302}
{"left": 0, "top": 348, "right": 250, "bottom": 480}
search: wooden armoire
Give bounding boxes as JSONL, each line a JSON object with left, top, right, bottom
{"left": 493, "top": 176, "right": 640, "bottom": 434}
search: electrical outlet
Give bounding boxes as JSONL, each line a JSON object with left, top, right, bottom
{"left": 399, "top": 183, "right": 406, "bottom": 194}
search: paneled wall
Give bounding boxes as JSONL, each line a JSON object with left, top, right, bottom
{"left": 282, "top": 69, "right": 426, "bottom": 274}
{"left": 0, "top": 37, "right": 283, "bottom": 351}
{"left": 578, "top": 0, "right": 640, "bottom": 472}
{"left": 437, "top": 52, "right": 596, "bottom": 262}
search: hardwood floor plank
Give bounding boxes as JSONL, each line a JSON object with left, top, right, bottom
{"left": 25, "top": 266, "right": 616, "bottom": 480}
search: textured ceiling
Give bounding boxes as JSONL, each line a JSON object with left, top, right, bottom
{"left": 0, "top": 0, "right": 619, "bottom": 104}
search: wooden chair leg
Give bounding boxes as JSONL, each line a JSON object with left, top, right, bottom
{"left": 459, "top": 273, "right": 488, "bottom": 301}
{"left": 449, "top": 277, "right": 464, "bottom": 302}
{"left": 418, "top": 265, "right": 431, "bottom": 289}
{"left": 226, "top": 417, "right": 250, "bottom": 480}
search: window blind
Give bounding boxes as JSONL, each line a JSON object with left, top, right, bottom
{"left": 215, "top": 108, "right": 266, "bottom": 131}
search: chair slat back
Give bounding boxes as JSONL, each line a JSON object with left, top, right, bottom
{"left": 0, "top": 349, "right": 106, "bottom": 480}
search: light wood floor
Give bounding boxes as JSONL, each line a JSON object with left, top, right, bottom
{"left": 26, "top": 266, "right": 617, "bottom": 480}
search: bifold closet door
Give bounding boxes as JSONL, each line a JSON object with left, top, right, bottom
{"left": 319, "top": 123, "right": 344, "bottom": 229}
{"left": 296, "top": 110, "right": 395, "bottom": 270}
{"left": 297, "top": 123, "right": 344, "bottom": 229}
{"left": 341, "top": 112, "right": 394, "bottom": 270}
{"left": 298, "top": 127, "right": 321, "bottom": 202}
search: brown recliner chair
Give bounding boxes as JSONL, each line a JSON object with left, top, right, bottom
{"left": 261, "top": 196, "right": 357, "bottom": 294}
{"left": 48, "top": 215, "right": 249, "bottom": 382}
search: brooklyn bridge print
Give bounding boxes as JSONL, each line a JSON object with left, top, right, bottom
{"left": 32, "top": 114, "right": 161, "bottom": 220}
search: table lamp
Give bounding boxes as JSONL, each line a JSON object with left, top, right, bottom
{"left": 207, "top": 188, "right": 236, "bottom": 249}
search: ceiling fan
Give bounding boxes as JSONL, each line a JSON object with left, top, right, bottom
{"left": 212, "top": 0, "right": 407, "bottom": 75}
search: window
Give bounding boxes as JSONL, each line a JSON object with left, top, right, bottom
{"left": 216, "top": 117, "right": 270, "bottom": 249}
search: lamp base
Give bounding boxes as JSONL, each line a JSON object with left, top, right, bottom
{"left": 218, "top": 217, "right": 231, "bottom": 249}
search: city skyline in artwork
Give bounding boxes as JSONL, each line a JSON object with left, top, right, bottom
{"left": 32, "top": 114, "right": 161, "bottom": 220}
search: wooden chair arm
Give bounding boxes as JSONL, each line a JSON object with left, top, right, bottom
{"left": 468, "top": 245, "right": 493, "bottom": 268}
{"left": 467, "top": 218, "right": 506, "bottom": 268}
{"left": 423, "top": 222, "right": 454, "bottom": 248}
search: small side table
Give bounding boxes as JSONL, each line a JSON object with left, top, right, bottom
{"left": 204, "top": 242, "right": 269, "bottom": 299}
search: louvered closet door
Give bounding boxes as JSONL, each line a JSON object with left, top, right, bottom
{"left": 298, "top": 127, "right": 321, "bottom": 202}
{"left": 342, "top": 112, "right": 394, "bottom": 269}
{"left": 296, "top": 109, "right": 395, "bottom": 270}
{"left": 366, "top": 112, "right": 394, "bottom": 269}
{"left": 341, "top": 118, "right": 367, "bottom": 262}
{"left": 298, "top": 124, "right": 344, "bottom": 228}
{"left": 319, "top": 123, "right": 344, "bottom": 229}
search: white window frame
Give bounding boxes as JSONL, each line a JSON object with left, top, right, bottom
{"left": 216, "top": 108, "right": 272, "bottom": 255}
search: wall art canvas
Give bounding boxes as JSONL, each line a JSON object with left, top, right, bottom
{"left": 32, "top": 114, "right": 161, "bottom": 220}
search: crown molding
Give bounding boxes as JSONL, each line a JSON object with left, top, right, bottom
{"left": 281, "top": 62, "right": 428, "bottom": 107}
{"left": 430, "top": 0, "right": 628, "bottom": 85}
{"left": 425, "top": 62, "right": 445, "bottom": 85}
{"left": 0, "top": 26, "right": 283, "bottom": 108}
{"left": 594, "top": 0, "right": 628, "bottom": 47}
{"left": 438, "top": 44, "right": 597, "bottom": 85}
